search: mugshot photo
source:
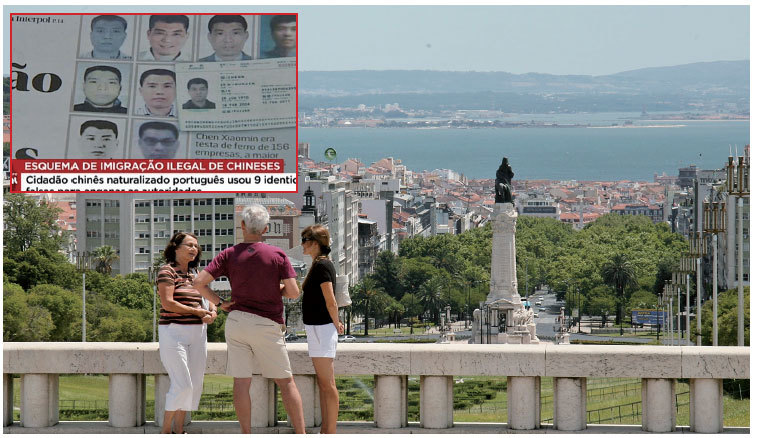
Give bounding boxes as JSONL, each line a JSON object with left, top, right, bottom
{"left": 180, "top": 77, "right": 217, "bottom": 110}
{"left": 137, "top": 14, "right": 194, "bottom": 62}
{"left": 130, "top": 119, "right": 187, "bottom": 159}
{"left": 198, "top": 15, "right": 253, "bottom": 62}
{"left": 72, "top": 62, "right": 131, "bottom": 114}
{"left": 78, "top": 15, "right": 135, "bottom": 60}
{"left": 66, "top": 116, "right": 127, "bottom": 159}
{"left": 133, "top": 65, "right": 177, "bottom": 118}
{"left": 259, "top": 14, "right": 296, "bottom": 59}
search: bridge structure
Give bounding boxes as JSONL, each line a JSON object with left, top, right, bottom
{"left": 3, "top": 342, "right": 749, "bottom": 434}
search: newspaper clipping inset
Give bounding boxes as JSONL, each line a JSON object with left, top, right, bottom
{"left": 10, "top": 13, "right": 297, "bottom": 193}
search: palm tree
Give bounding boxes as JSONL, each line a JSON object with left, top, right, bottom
{"left": 419, "top": 278, "right": 444, "bottom": 325}
{"left": 601, "top": 253, "right": 638, "bottom": 336}
{"left": 92, "top": 245, "right": 119, "bottom": 275}
{"left": 352, "top": 277, "right": 379, "bottom": 336}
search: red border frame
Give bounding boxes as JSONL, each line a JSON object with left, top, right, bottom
{"left": 9, "top": 12, "right": 299, "bottom": 194}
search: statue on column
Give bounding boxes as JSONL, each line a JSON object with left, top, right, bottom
{"left": 495, "top": 157, "right": 515, "bottom": 204}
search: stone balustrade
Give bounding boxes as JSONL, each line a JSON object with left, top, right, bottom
{"left": 3, "top": 342, "right": 749, "bottom": 434}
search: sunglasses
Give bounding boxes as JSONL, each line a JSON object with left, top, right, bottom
{"left": 301, "top": 237, "right": 313, "bottom": 244}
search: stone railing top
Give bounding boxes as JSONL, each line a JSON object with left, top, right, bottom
{"left": 3, "top": 343, "right": 749, "bottom": 379}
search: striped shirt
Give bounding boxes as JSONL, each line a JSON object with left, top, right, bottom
{"left": 156, "top": 264, "right": 204, "bottom": 325}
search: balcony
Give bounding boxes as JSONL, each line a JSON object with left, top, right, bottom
{"left": 3, "top": 343, "right": 749, "bottom": 434}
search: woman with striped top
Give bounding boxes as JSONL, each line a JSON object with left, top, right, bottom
{"left": 157, "top": 232, "right": 217, "bottom": 434}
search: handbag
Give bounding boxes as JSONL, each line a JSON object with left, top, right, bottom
{"left": 334, "top": 275, "right": 352, "bottom": 308}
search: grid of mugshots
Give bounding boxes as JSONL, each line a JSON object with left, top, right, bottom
{"left": 65, "top": 14, "right": 297, "bottom": 165}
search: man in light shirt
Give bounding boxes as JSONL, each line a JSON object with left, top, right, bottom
{"left": 82, "top": 15, "right": 131, "bottom": 59}
{"left": 76, "top": 120, "right": 120, "bottom": 159}
{"left": 138, "top": 15, "right": 190, "bottom": 61}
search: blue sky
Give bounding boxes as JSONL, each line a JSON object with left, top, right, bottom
{"left": 3, "top": 5, "right": 750, "bottom": 75}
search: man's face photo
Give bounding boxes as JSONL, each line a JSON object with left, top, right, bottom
{"left": 139, "top": 127, "right": 180, "bottom": 159}
{"left": 208, "top": 21, "right": 249, "bottom": 59}
{"left": 90, "top": 18, "right": 127, "bottom": 54}
{"left": 80, "top": 125, "right": 118, "bottom": 158}
{"left": 188, "top": 83, "right": 209, "bottom": 105}
{"left": 140, "top": 74, "right": 176, "bottom": 113}
{"left": 147, "top": 20, "right": 188, "bottom": 58}
{"left": 83, "top": 69, "right": 121, "bottom": 106}
{"left": 272, "top": 21, "right": 296, "bottom": 51}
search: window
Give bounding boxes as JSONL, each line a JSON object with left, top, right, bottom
{"left": 215, "top": 213, "right": 234, "bottom": 221}
{"left": 86, "top": 201, "right": 102, "bottom": 207}
{"left": 194, "top": 213, "right": 213, "bottom": 221}
{"left": 153, "top": 200, "right": 166, "bottom": 207}
{"left": 135, "top": 201, "right": 150, "bottom": 208}
{"left": 214, "top": 198, "right": 233, "bottom": 206}
{"left": 173, "top": 215, "right": 191, "bottom": 222}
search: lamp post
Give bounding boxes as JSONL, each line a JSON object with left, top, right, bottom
{"left": 148, "top": 266, "right": 157, "bottom": 342}
{"left": 726, "top": 152, "right": 749, "bottom": 346}
{"left": 664, "top": 280, "right": 673, "bottom": 344}
{"left": 703, "top": 188, "right": 726, "bottom": 346}
{"left": 656, "top": 290, "right": 661, "bottom": 342}
{"left": 690, "top": 231, "right": 705, "bottom": 346}
{"left": 75, "top": 251, "right": 91, "bottom": 342}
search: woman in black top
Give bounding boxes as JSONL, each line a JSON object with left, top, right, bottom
{"left": 301, "top": 225, "right": 344, "bottom": 434}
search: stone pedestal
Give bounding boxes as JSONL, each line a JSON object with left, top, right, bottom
{"left": 20, "top": 373, "right": 58, "bottom": 428}
{"left": 108, "top": 374, "right": 145, "bottom": 427}
{"left": 689, "top": 378, "right": 723, "bottom": 433}
{"left": 553, "top": 377, "right": 586, "bottom": 431}
{"left": 641, "top": 378, "right": 675, "bottom": 432}
{"left": 507, "top": 376, "right": 540, "bottom": 430}
{"left": 487, "top": 203, "right": 520, "bottom": 304}
{"left": 374, "top": 375, "right": 408, "bottom": 428}
{"left": 419, "top": 376, "right": 453, "bottom": 429}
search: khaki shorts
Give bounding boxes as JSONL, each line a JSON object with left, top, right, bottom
{"left": 225, "top": 310, "right": 292, "bottom": 379}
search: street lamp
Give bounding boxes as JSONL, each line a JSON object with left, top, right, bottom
{"left": 75, "top": 251, "right": 92, "bottom": 342}
{"left": 703, "top": 188, "right": 726, "bottom": 346}
{"left": 689, "top": 231, "right": 705, "bottom": 346}
{"left": 726, "top": 152, "right": 749, "bottom": 346}
{"left": 148, "top": 266, "right": 157, "bottom": 342}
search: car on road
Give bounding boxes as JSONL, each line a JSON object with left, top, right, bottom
{"left": 539, "top": 307, "right": 546, "bottom": 312}
{"left": 339, "top": 335, "right": 356, "bottom": 343}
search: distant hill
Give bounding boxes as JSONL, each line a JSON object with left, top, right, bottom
{"left": 299, "top": 60, "right": 749, "bottom": 113}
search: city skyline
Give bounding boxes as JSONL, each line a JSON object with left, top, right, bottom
{"left": 3, "top": 5, "right": 750, "bottom": 76}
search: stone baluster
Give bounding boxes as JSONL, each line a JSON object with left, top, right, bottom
{"left": 154, "top": 374, "right": 190, "bottom": 427}
{"left": 3, "top": 374, "right": 13, "bottom": 426}
{"left": 507, "top": 376, "right": 540, "bottom": 430}
{"left": 108, "top": 374, "right": 145, "bottom": 427}
{"left": 250, "top": 376, "right": 276, "bottom": 427}
{"left": 419, "top": 376, "right": 453, "bottom": 429}
{"left": 641, "top": 378, "right": 676, "bottom": 432}
{"left": 20, "top": 373, "right": 58, "bottom": 427}
{"left": 293, "top": 375, "right": 320, "bottom": 428}
{"left": 374, "top": 375, "right": 407, "bottom": 428}
{"left": 552, "top": 377, "right": 586, "bottom": 431}
{"left": 689, "top": 378, "right": 723, "bottom": 433}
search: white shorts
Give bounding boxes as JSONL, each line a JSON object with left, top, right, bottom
{"left": 304, "top": 324, "right": 338, "bottom": 358}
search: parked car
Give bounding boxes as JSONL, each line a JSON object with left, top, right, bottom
{"left": 285, "top": 333, "right": 299, "bottom": 341}
{"left": 539, "top": 307, "right": 547, "bottom": 312}
{"left": 339, "top": 335, "right": 356, "bottom": 343}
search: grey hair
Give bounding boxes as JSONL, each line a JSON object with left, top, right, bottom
{"left": 241, "top": 204, "right": 269, "bottom": 234}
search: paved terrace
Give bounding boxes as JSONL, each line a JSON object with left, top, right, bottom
{"left": 3, "top": 342, "right": 749, "bottom": 434}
